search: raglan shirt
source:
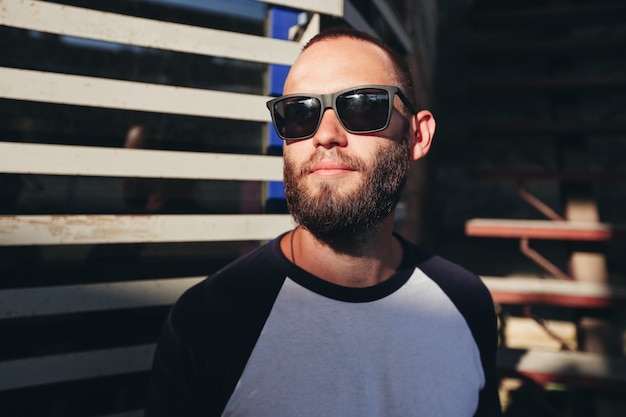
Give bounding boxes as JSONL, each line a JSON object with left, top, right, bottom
{"left": 145, "top": 234, "right": 502, "bottom": 417}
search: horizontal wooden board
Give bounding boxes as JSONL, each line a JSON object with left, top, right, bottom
{"left": 264, "top": 0, "right": 344, "bottom": 16}
{"left": 0, "top": 0, "right": 300, "bottom": 65}
{"left": 0, "top": 277, "right": 203, "bottom": 319}
{"left": 0, "top": 142, "right": 283, "bottom": 181}
{"left": 0, "top": 344, "right": 155, "bottom": 391}
{"left": 0, "top": 214, "right": 294, "bottom": 246}
{"left": 465, "top": 218, "right": 625, "bottom": 241}
{"left": 0, "top": 68, "right": 271, "bottom": 122}
{"left": 482, "top": 276, "right": 626, "bottom": 308}
{"left": 498, "top": 348, "right": 626, "bottom": 391}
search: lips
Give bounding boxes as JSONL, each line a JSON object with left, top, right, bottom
{"left": 298, "top": 150, "right": 365, "bottom": 179}
{"left": 310, "top": 160, "right": 356, "bottom": 173}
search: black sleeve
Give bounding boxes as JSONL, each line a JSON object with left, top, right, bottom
{"left": 145, "top": 277, "right": 233, "bottom": 417}
{"left": 145, "top": 243, "right": 288, "bottom": 416}
{"left": 417, "top": 252, "right": 502, "bottom": 417}
{"left": 472, "top": 301, "right": 502, "bottom": 417}
{"left": 145, "top": 307, "right": 213, "bottom": 417}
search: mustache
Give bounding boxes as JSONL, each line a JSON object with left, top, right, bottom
{"left": 293, "top": 149, "right": 367, "bottom": 176}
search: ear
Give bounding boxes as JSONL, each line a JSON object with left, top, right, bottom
{"left": 408, "top": 110, "right": 435, "bottom": 161}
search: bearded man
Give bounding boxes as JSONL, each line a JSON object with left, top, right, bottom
{"left": 146, "top": 27, "right": 502, "bottom": 417}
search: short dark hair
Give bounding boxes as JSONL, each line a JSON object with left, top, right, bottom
{"left": 302, "top": 27, "right": 416, "bottom": 112}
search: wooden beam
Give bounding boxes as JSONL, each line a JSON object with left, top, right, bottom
{"left": 0, "top": 68, "right": 271, "bottom": 122}
{"left": 482, "top": 276, "right": 626, "bottom": 309}
{"left": 0, "top": 277, "right": 202, "bottom": 319}
{"left": 0, "top": 344, "right": 154, "bottom": 391}
{"left": 465, "top": 218, "right": 625, "bottom": 241}
{"left": 0, "top": 214, "right": 294, "bottom": 246}
{"left": 498, "top": 348, "right": 626, "bottom": 392}
{"left": 0, "top": 142, "right": 283, "bottom": 181}
{"left": 0, "top": 0, "right": 301, "bottom": 65}
{"left": 263, "top": 0, "right": 343, "bottom": 16}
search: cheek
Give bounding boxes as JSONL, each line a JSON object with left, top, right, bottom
{"left": 283, "top": 141, "right": 311, "bottom": 162}
{"left": 282, "top": 148, "right": 301, "bottom": 175}
{"left": 283, "top": 146, "right": 309, "bottom": 180}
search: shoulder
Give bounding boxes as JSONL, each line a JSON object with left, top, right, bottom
{"left": 404, "top": 241, "right": 493, "bottom": 311}
{"left": 149, "top": 238, "right": 291, "bottom": 416}
{"left": 169, "top": 237, "right": 288, "bottom": 340}
{"left": 403, "top": 239, "right": 498, "bottom": 353}
{"left": 402, "top": 238, "right": 502, "bottom": 415}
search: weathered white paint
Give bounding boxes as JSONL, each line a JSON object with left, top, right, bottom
{"left": 0, "top": 67, "right": 271, "bottom": 121}
{"left": 0, "top": 142, "right": 283, "bottom": 181}
{"left": 0, "top": 0, "right": 301, "bottom": 65}
{"left": 0, "top": 214, "right": 294, "bottom": 246}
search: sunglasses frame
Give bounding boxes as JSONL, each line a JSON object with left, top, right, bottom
{"left": 266, "top": 84, "right": 417, "bottom": 141}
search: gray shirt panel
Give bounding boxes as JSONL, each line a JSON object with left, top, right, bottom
{"left": 223, "top": 268, "right": 485, "bottom": 417}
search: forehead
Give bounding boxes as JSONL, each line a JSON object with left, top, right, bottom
{"left": 283, "top": 38, "right": 399, "bottom": 95}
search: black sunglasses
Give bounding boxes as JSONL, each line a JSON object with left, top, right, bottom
{"left": 266, "top": 85, "right": 417, "bottom": 141}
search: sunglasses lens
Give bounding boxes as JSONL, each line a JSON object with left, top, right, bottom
{"left": 273, "top": 96, "right": 321, "bottom": 139}
{"left": 336, "top": 89, "right": 390, "bottom": 132}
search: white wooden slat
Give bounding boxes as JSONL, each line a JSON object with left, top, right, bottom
{"left": 0, "top": 214, "right": 294, "bottom": 246}
{"left": 0, "top": 143, "right": 284, "bottom": 181}
{"left": 0, "top": 0, "right": 301, "bottom": 66}
{"left": 0, "top": 344, "right": 155, "bottom": 391}
{"left": 261, "top": 0, "right": 344, "bottom": 16}
{"left": 481, "top": 276, "right": 626, "bottom": 308}
{"left": 296, "top": 12, "right": 320, "bottom": 45}
{"left": 0, "top": 277, "right": 202, "bottom": 319}
{"left": 498, "top": 348, "right": 626, "bottom": 385}
{"left": 482, "top": 276, "right": 626, "bottom": 300}
{"left": 0, "top": 67, "right": 271, "bottom": 122}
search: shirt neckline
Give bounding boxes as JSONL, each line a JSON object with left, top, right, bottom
{"left": 270, "top": 233, "right": 416, "bottom": 303}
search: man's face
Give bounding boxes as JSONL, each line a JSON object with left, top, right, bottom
{"left": 281, "top": 38, "right": 412, "bottom": 242}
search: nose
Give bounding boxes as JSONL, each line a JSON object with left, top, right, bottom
{"left": 312, "top": 109, "right": 348, "bottom": 148}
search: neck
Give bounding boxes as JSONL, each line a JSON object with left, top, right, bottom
{"left": 281, "top": 219, "right": 403, "bottom": 288}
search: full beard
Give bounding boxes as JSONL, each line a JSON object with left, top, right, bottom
{"left": 283, "top": 134, "right": 410, "bottom": 248}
